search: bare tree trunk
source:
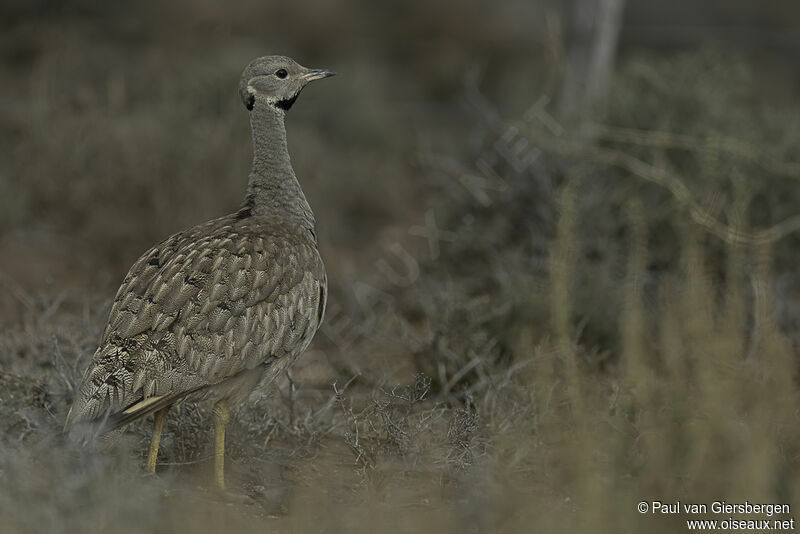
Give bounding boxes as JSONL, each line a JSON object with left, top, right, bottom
{"left": 559, "top": 0, "right": 626, "bottom": 119}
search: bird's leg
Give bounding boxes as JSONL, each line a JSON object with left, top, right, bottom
{"left": 213, "top": 398, "right": 230, "bottom": 490}
{"left": 146, "top": 407, "right": 170, "bottom": 473}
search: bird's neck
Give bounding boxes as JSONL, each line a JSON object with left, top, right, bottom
{"left": 242, "top": 98, "right": 315, "bottom": 229}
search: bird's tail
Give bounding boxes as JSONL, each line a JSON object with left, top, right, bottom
{"left": 64, "top": 385, "right": 205, "bottom": 443}
{"left": 102, "top": 385, "right": 205, "bottom": 431}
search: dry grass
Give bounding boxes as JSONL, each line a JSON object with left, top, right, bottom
{"left": 4, "top": 215, "right": 799, "bottom": 533}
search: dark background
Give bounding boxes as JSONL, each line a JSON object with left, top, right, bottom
{"left": 1, "top": 0, "right": 798, "bottom": 302}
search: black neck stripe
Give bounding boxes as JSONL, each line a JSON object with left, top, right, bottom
{"left": 275, "top": 94, "right": 298, "bottom": 111}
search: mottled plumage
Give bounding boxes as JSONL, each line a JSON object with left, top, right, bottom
{"left": 66, "top": 214, "right": 325, "bottom": 426}
{"left": 64, "top": 56, "right": 334, "bottom": 488}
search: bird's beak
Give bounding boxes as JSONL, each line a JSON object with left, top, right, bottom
{"left": 304, "top": 68, "right": 336, "bottom": 82}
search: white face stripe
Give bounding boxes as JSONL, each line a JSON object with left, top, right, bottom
{"left": 247, "top": 83, "right": 280, "bottom": 104}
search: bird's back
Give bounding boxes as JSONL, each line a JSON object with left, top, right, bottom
{"left": 65, "top": 211, "right": 326, "bottom": 429}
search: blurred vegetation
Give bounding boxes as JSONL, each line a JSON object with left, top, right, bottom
{"left": 2, "top": 1, "right": 800, "bottom": 533}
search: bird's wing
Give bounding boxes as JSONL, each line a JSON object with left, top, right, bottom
{"left": 65, "top": 215, "right": 326, "bottom": 429}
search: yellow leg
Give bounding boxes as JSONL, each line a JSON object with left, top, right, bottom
{"left": 146, "top": 407, "right": 169, "bottom": 473}
{"left": 213, "top": 399, "right": 230, "bottom": 490}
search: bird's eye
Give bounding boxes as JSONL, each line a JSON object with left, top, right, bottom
{"left": 275, "top": 69, "right": 288, "bottom": 79}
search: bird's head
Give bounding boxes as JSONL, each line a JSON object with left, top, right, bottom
{"left": 239, "top": 56, "right": 335, "bottom": 112}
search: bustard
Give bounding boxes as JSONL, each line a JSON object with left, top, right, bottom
{"left": 64, "top": 56, "right": 333, "bottom": 490}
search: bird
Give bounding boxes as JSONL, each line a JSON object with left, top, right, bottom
{"left": 64, "top": 56, "right": 334, "bottom": 490}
